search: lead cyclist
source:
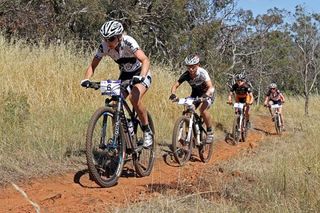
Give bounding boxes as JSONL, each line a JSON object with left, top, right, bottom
{"left": 80, "top": 20, "right": 153, "bottom": 148}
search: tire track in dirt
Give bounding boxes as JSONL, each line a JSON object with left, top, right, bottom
{"left": 0, "top": 114, "right": 278, "bottom": 213}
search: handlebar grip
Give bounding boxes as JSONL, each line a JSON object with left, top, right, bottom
{"left": 89, "top": 82, "right": 100, "bottom": 90}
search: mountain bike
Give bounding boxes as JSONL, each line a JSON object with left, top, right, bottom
{"left": 268, "top": 104, "right": 283, "bottom": 135}
{"left": 85, "top": 80, "right": 156, "bottom": 187}
{"left": 229, "top": 102, "right": 249, "bottom": 145}
{"left": 171, "top": 97, "right": 214, "bottom": 166}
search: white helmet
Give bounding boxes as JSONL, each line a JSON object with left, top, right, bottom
{"left": 269, "top": 83, "right": 277, "bottom": 89}
{"left": 235, "top": 73, "right": 245, "bottom": 81}
{"left": 184, "top": 54, "right": 200, "bottom": 65}
{"left": 100, "top": 20, "right": 124, "bottom": 38}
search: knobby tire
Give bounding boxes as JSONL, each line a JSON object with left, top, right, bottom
{"left": 275, "top": 114, "right": 282, "bottom": 135}
{"left": 86, "top": 107, "right": 126, "bottom": 188}
{"left": 241, "top": 117, "right": 248, "bottom": 142}
{"left": 198, "top": 129, "right": 214, "bottom": 163}
{"left": 232, "top": 115, "right": 241, "bottom": 145}
{"left": 172, "top": 116, "right": 193, "bottom": 166}
{"left": 133, "top": 112, "right": 156, "bottom": 177}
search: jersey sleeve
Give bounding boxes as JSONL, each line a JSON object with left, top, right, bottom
{"left": 124, "top": 35, "right": 140, "bottom": 53}
{"left": 94, "top": 43, "right": 105, "bottom": 60}
{"left": 203, "top": 69, "right": 211, "bottom": 81}
{"left": 177, "top": 72, "right": 189, "bottom": 84}
{"left": 230, "top": 84, "right": 236, "bottom": 92}
{"left": 265, "top": 89, "right": 271, "bottom": 96}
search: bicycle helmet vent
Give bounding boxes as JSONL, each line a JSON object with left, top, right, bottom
{"left": 185, "top": 54, "right": 200, "bottom": 65}
{"left": 100, "top": 20, "right": 124, "bottom": 38}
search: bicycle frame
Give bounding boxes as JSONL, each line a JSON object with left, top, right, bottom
{"left": 233, "top": 102, "right": 246, "bottom": 131}
{"left": 171, "top": 97, "right": 213, "bottom": 166}
{"left": 177, "top": 98, "right": 202, "bottom": 146}
{"left": 270, "top": 104, "right": 282, "bottom": 134}
{"left": 231, "top": 102, "right": 248, "bottom": 144}
{"left": 95, "top": 80, "right": 141, "bottom": 153}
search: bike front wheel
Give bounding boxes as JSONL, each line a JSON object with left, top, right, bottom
{"left": 275, "top": 114, "right": 282, "bottom": 135}
{"left": 172, "top": 116, "right": 193, "bottom": 166}
{"left": 198, "top": 130, "right": 214, "bottom": 163}
{"left": 241, "top": 118, "right": 248, "bottom": 142}
{"left": 86, "top": 107, "right": 126, "bottom": 188}
{"left": 133, "top": 112, "right": 156, "bottom": 177}
{"left": 232, "top": 115, "right": 241, "bottom": 145}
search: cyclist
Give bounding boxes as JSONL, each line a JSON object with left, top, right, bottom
{"left": 264, "top": 83, "right": 285, "bottom": 130}
{"left": 227, "top": 73, "right": 254, "bottom": 128}
{"left": 169, "top": 54, "right": 215, "bottom": 144}
{"left": 80, "top": 20, "right": 153, "bottom": 148}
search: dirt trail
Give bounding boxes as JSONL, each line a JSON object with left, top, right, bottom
{"left": 0, "top": 114, "right": 277, "bottom": 213}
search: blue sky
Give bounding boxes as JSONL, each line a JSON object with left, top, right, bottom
{"left": 236, "top": 0, "right": 320, "bottom": 16}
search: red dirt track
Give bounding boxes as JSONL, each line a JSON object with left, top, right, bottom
{"left": 0, "top": 114, "right": 277, "bottom": 212}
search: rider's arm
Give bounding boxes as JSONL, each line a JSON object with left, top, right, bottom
{"left": 134, "top": 49, "right": 150, "bottom": 78}
{"left": 280, "top": 93, "right": 285, "bottom": 102}
{"left": 264, "top": 95, "right": 269, "bottom": 105}
{"left": 171, "top": 81, "right": 181, "bottom": 94}
{"left": 205, "top": 80, "right": 214, "bottom": 97}
{"left": 84, "top": 57, "right": 101, "bottom": 79}
{"left": 248, "top": 92, "right": 254, "bottom": 105}
{"left": 228, "top": 91, "right": 233, "bottom": 103}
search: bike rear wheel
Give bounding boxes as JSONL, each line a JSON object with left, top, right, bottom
{"left": 198, "top": 130, "right": 214, "bottom": 163}
{"left": 133, "top": 112, "right": 156, "bottom": 177}
{"left": 86, "top": 107, "right": 126, "bottom": 188}
{"left": 232, "top": 115, "right": 241, "bottom": 145}
{"left": 172, "top": 116, "right": 193, "bottom": 166}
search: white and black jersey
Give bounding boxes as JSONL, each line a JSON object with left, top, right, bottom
{"left": 178, "top": 67, "right": 211, "bottom": 98}
{"left": 95, "top": 35, "right": 144, "bottom": 80}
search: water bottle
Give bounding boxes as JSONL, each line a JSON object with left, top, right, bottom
{"left": 195, "top": 123, "right": 201, "bottom": 145}
{"left": 128, "top": 119, "right": 134, "bottom": 137}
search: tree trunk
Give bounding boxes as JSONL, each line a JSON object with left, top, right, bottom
{"left": 304, "top": 93, "right": 309, "bottom": 116}
{"left": 257, "top": 85, "right": 261, "bottom": 105}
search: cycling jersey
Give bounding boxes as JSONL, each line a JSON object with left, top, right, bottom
{"left": 230, "top": 82, "right": 252, "bottom": 98}
{"left": 265, "top": 89, "right": 282, "bottom": 102}
{"left": 178, "top": 67, "right": 211, "bottom": 98}
{"left": 95, "top": 35, "right": 151, "bottom": 87}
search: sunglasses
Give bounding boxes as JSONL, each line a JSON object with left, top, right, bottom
{"left": 104, "top": 36, "right": 117, "bottom": 42}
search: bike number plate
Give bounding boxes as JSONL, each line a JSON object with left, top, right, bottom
{"left": 271, "top": 104, "right": 282, "bottom": 109}
{"left": 178, "top": 98, "right": 194, "bottom": 106}
{"left": 234, "top": 103, "right": 244, "bottom": 109}
{"left": 100, "top": 80, "right": 121, "bottom": 96}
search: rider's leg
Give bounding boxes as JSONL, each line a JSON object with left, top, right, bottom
{"left": 199, "top": 102, "right": 212, "bottom": 130}
{"left": 129, "top": 84, "right": 153, "bottom": 147}
{"left": 199, "top": 101, "right": 214, "bottom": 143}
{"left": 278, "top": 107, "right": 285, "bottom": 129}
{"left": 129, "top": 84, "right": 148, "bottom": 125}
{"left": 268, "top": 100, "right": 274, "bottom": 118}
{"left": 245, "top": 105, "right": 251, "bottom": 128}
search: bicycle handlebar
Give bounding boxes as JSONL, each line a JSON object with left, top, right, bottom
{"left": 86, "top": 79, "right": 138, "bottom": 93}
{"left": 171, "top": 97, "right": 206, "bottom": 105}
{"left": 227, "top": 101, "right": 252, "bottom": 106}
